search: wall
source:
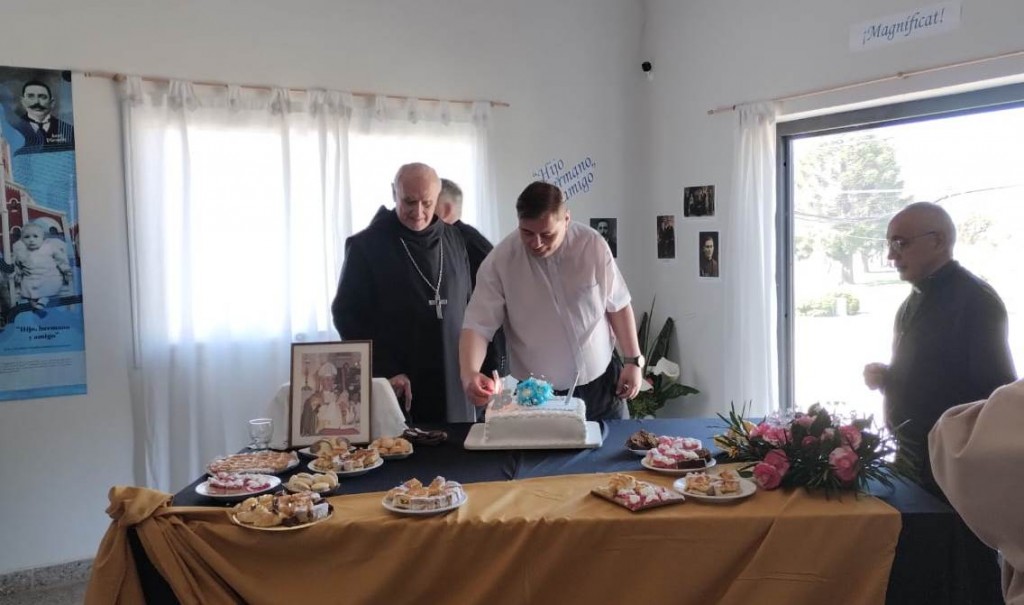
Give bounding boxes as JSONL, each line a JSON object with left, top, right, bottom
{"left": 642, "top": 0, "right": 1024, "bottom": 418}
{"left": 0, "top": 0, "right": 644, "bottom": 574}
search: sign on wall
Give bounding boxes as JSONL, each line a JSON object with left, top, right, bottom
{"left": 0, "top": 66, "right": 86, "bottom": 400}
{"left": 851, "top": 2, "right": 961, "bottom": 52}
{"left": 532, "top": 156, "right": 597, "bottom": 203}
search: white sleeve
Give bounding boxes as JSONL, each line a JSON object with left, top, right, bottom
{"left": 929, "top": 379, "right": 1024, "bottom": 588}
{"left": 462, "top": 252, "right": 506, "bottom": 341}
{"left": 597, "top": 236, "right": 631, "bottom": 312}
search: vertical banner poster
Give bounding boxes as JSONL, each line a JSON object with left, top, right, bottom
{"left": 0, "top": 66, "right": 85, "bottom": 400}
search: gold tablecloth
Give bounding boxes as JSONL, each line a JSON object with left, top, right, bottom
{"left": 86, "top": 470, "right": 900, "bottom": 605}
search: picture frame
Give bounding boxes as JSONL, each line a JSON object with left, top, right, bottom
{"left": 590, "top": 217, "right": 618, "bottom": 257}
{"left": 683, "top": 185, "right": 716, "bottom": 218}
{"left": 698, "top": 231, "right": 720, "bottom": 278}
{"left": 288, "top": 341, "right": 372, "bottom": 447}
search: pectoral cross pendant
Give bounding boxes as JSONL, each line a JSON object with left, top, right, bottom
{"left": 429, "top": 291, "right": 448, "bottom": 319}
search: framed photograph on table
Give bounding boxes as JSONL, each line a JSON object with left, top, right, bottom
{"left": 288, "top": 341, "right": 372, "bottom": 447}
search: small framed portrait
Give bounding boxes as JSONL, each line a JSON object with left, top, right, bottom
{"left": 699, "top": 231, "right": 720, "bottom": 278}
{"left": 683, "top": 185, "right": 715, "bottom": 218}
{"left": 590, "top": 217, "right": 618, "bottom": 257}
{"left": 656, "top": 215, "right": 676, "bottom": 260}
{"left": 289, "top": 341, "right": 372, "bottom": 447}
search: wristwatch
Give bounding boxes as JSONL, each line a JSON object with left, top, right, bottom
{"left": 622, "top": 354, "right": 645, "bottom": 369}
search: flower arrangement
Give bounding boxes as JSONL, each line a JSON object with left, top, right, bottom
{"left": 628, "top": 301, "right": 699, "bottom": 418}
{"left": 516, "top": 377, "right": 553, "bottom": 407}
{"left": 714, "top": 403, "right": 911, "bottom": 493}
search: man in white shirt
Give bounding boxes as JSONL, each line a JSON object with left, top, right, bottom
{"left": 459, "top": 181, "right": 643, "bottom": 420}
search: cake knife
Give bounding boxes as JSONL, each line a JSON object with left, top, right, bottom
{"left": 564, "top": 372, "right": 579, "bottom": 403}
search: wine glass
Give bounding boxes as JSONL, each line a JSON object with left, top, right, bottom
{"left": 248, "top": 418, "right": 274, "bottom": 450}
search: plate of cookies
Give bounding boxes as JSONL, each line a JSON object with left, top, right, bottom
{"left": 673, "top": 469, "right": 756, "bottom": 502}
{"left": 370, "top": 436, "right": 414, "bottom": 459}
{"left": 283, "top": 471, "right": 341, "bottom": 496}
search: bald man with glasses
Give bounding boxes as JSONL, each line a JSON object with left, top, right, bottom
{"left": 864, "top": 202, "right": 1016, "bottom": 497}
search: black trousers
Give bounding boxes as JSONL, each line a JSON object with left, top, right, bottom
{"left": 556, "top": 357, "right": 628, "bottom": 421}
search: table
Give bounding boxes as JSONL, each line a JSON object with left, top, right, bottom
{"left": 103, "top": 419, "right": 997, "bottom": 604}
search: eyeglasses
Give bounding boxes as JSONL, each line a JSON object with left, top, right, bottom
{"left": 887, "top": 231, "right": 937, "bottom": 253}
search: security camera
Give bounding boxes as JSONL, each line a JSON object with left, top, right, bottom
{"left": 641, "top": 61, "right": 653, "bottom": 73}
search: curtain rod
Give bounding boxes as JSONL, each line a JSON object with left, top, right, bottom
{"left": 82, "top": 70, "right": 510, "bottom": 108}
{"left": 708, "top": 47, "right": 1024, "bottom": 115}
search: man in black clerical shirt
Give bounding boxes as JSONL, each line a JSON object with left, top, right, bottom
{"left": 864, "top": 202, "right": 1016, "bottom": 490}
{"left": 332, "top": 163, "right": 477, "bottom": 422}
{"left": 863, "top": 202, "right": 1015, "bottom": 603}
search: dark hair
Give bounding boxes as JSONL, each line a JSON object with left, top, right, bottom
{"left": 440, "top": 178, "right": 463, "bottom": 206}
{"left": 22, "top": 80, "right": 52, "bottom": 98}
{"left": 516, "top": 181, "right": 564, "bottom": 219}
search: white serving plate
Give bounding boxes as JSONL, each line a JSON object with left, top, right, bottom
{"left": 307, "top": 457, "right": 383, "bottom": 477}
{"left": 640, "top": 456, "right": 717, "bottom": 475}
{"left": 673, "top": 475, "right": 757, "bottom": 502}
{"left": 230, "top": 505, "right": 334, "bottom": 531}
{"left": 195, "top": 474, "right": 281, "bottom": 500}
{"left": 381, "top": 493, "right": 467, "bottom": 516}
{"left": 463, "top": 421, "right": 603, "bottom": 450}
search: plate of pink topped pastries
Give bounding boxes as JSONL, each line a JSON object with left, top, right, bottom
{"left": 591, "top": 473, "right": 686, "bottom": 512}
{"left": 673, "top": 469, "right": 756, "bottom": 502}
{"left": 641, "top": 438, "right": 715, "bottom": 474}
{"left": 196, "top": 472, "right": 280, "bottom": 500}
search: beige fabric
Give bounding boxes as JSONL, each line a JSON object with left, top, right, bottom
{"left": 86, "top": 468, "right": 900, "bottom": 605}
{"left": 930, "top": 379, "right": 1024, "bottom": 605}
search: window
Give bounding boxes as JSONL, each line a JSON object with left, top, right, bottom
{"left": 779, "top": 84, "right": 1024, "bottom": 418}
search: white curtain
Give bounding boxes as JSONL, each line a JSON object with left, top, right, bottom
{"left": 121, "top": 77, "right": 494, "bottom": 491}
{"left": 722, "top": 103, "right": 779, "bottom": 417}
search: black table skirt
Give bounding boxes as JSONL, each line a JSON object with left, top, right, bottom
{"left": 141, "top": 418, "right": 1000, "bottom": 605}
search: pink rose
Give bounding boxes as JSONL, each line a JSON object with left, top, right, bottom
{"left": 764, "top": 449, "right": 791, "bottom": 475}
{"left": 748, "top": 422, "right": 767, "bottom": 439}
{"left": 839, "top": 425, "right": 863, "bottom": 450}
{"left": 801, "top": 435, "right": 819, "bottom": 449}
{"left": 795, "top": 414, "right": 815, "bottom": 428}
{"left": 762, "top": 425, "right": 791, "bottom": 447}
{"left": 753, "top": 462, "right": 783, "bottom": 490}
{"left": 828, "top": 446, "right": 860, "bottom": 484}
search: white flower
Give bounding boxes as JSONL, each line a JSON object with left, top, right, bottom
{"left": 648, "top": 358, "right": 680, "bottom": 380}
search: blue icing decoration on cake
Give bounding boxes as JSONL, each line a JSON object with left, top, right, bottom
{"left": 516, "top": 377, "right": 554, "bottom": 407}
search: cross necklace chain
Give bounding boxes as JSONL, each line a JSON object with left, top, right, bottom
{"left": 399, "top": 237, "right": 447, "bottom": 319}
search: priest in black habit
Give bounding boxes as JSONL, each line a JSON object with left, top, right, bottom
{"left": 332, "top": 163, "right": 477, "bottom": 423}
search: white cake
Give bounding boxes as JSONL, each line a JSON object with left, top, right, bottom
{"left": 483, "top": 396, "right": 588, "bottom": 446}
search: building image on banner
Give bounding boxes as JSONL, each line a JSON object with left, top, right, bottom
{"left": 0, "top": 66, "right": 85, "bottom": 401}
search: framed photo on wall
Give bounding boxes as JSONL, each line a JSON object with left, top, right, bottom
{"left": 699, "top": 231, "right": 720, "bottom": 278}
{"left": 656, "top": 215, "right": 676, "bottom": 260}
{"left": 288, "top": 341, "right": 372, "bottom": 447}
{"left": 590, "top": 217, "right": 618, "bottom": 257}
{"left": 683, "top": 185, "right": 715, "bottom": 218}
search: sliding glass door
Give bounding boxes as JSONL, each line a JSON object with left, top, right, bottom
{"left": 778, "top": 83, "right": 1024, "bottom": 418}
